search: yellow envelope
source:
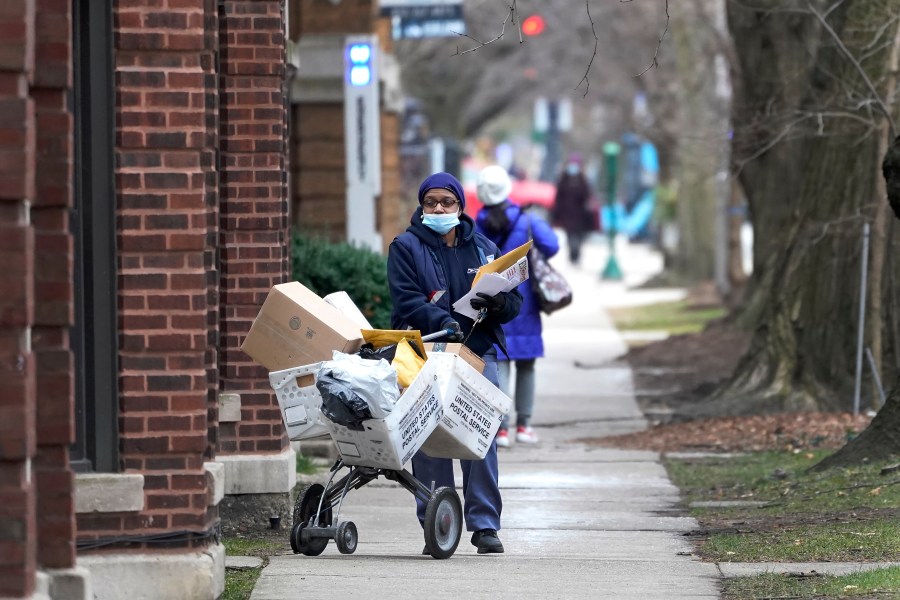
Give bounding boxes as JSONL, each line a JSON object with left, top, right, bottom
{"left": 473, "top": 239, "right": 533, "bottom": 286}
{"left": 392, "top": 337, "right": 426, "bottom": 388}
{"left": 360, "top": 329, "right": 426, "bottom": 358}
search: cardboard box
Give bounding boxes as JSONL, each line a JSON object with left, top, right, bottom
{"left": 419, "top": 353, "right": 511, "bottom": 461}
{"left": 323, "top": 291, "right": 373, "bottom": 329}
{"left": 241, "top": 281, "right": 364, "bottom": 372}
{"left": 424, "top": 342, "right": 484, "bottom": 374}
{"left": 270, "top": 356, "right": 444, "bottom": 469}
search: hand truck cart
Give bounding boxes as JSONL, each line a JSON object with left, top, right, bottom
{"left": 291, "top": 459, "right": 462, "bottom": 559}
{"left": 270, "top": 328, "right": 466, "bottom": 560}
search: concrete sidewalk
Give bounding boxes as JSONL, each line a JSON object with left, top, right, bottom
{"left": 248, "top": 236, "right": 721, "bottom": 599}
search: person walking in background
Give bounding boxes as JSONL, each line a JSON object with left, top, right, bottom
{"left": 475, "top": 165, "right": 560, "bottom": 448}
{"left": 387, "top": 172, "right": 523, "bottom": 554}
{"left": 552, "top": 153, "right": 593, "bottom": 265}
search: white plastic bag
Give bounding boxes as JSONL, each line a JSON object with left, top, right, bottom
{"left": 317, "top": 351, "right": 400, "bottom": 419}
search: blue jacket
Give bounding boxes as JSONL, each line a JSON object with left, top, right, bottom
{"left": 387, "top": 207, "right": 523, "bottom": 358}
{"left": 475, "top": 203, "right": 560, "bottom": 360}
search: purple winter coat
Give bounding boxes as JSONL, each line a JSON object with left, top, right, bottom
{"left": 475, "top": 202, "right": 560, "bottom": 360}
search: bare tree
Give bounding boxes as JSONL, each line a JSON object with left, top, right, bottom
{"left": 687, "top": 0, "right": 900, "bottom": 417}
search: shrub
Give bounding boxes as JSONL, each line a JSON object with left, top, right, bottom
{"left": 290, "top": 232, "right": 392, "bottom": 329}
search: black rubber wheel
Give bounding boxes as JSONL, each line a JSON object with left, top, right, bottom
{"left": 423, "top": 487, "right": 462, "bottom": 559}
{"left": 289, "top": 522, "right": 302, "bottom": 554}
{"left": 334, "top": 521, "right": 358, "bottom": 555}
{"left": 292, "top": 483, "right": 331, "bottom": 556}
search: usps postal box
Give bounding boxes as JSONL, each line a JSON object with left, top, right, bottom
{"left": 420, "top": 352, "right": 512, "bottom": 461}
{"left": 325, "top": 360, "right": 444, "bottom": 471}
{"left": 269, "top": 362, "right": 331, "bottom": 441}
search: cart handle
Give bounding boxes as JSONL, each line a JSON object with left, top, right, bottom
{"left": 421, "top": 328, "right": 456, "bottom": 343}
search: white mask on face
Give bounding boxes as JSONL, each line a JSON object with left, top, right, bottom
{"left": 566, "top": 163, "right": 580, "bottom": 176}
{"left": 421, "top": 211, "right": 460, "bottom": 234}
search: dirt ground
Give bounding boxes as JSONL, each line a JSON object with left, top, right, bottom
{"left": 586, "top": 321, "right": 873, "bottom": 453}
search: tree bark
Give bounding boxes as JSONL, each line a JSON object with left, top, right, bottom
{"left": 685, "top": 0, "right": 900, "bottom": 418}
{"left": 817, "top": 119, "right": 900, "bottom": 469}
{"left": 669, "top": 0, "right": 729, "bottom": 283}
{"left": 812, "top": 374, "right": 900, "bottom": 470}
{"left": 866, "top": 19, "right": 900, "bottom": 410}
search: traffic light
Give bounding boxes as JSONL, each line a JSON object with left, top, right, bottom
{"left": 521, "top": 14, "right": 544, "bottom": 36}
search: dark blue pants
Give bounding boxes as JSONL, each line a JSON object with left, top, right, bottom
{"left": 412, "top": 351, "right": 502, "bottom": 532}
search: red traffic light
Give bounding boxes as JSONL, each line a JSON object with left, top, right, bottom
{"left": 521, "top": 14, "right": 545, "bottom": 36}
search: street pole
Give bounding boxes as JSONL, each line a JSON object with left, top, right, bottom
{"left": 601, "top": 141, "right": 623, "bottom": 280}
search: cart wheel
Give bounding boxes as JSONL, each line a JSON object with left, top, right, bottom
{"left": 293, "top": 483, "right": 333, "bottom": 529}
{"left": 290, "top": 522, "right": 302, "bottom": 554}
{"left": 423, "top": 487, "right": 462, "bottom": 559}
{"left": 292, "top": 484, "right": 331, "bottom": 556}
{"left": 290, "top": 521, "right": 328, "bottom": 557}
{"left": 334, "top": 521, "right": 358, "bottom": 555}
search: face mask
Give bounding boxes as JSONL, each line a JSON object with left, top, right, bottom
{"left": 421, "top": 212, "right": 460, "bottom": 235}
{"left": 566, "top": 163, "right": 580, "bottom": 176}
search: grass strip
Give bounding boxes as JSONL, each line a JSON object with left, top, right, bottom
{"left": 723, "top": 566, "right": 900, "bottom": 599}
{"left": 222, "top": 537, "right": 286, "bottom": 600}
{"left": 665, "top": 451, "right": 900, "bottom": 563}
{"left": 707, "top": 520, "right": 900, "bottom": 562}
{"left": 607, "top": 300, "right": 725, "bottom": 335}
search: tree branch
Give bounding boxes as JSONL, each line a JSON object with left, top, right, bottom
{"left": 634, "top": 0, "right": 670, "bottom": 77}
{"left": 574, "top": 0, "right": 599, "bottom": 96}
{"left": 452, "top": 3, "right": 517, "bottom": 56}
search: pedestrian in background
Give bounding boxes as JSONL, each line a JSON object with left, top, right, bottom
{"left": 475, "top": 165, "right": 560, "bottom": 447}
{"left": 552, "top": 153, "right": 593, "bottom": 265}
{"left": 387, "top": 172, "right": 523, "bottom": 554}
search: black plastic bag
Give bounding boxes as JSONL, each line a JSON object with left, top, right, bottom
{"left": 357, "top": 343, "right": 398, "bottom": 363}
{"left": 316, "top": 371, "right": 372, "bottom": 431}
{"left": 356, "top": 340, "right": 427, "bottom": 363}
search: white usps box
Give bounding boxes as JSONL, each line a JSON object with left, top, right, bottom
{"left": 420, "top": 352, "right": 512, "bottom": 461}
{"left": 269, "top": 362, "right": 330, "bottom": 441}
{"left": 326, "top": 360, "right": 443, "bottom": 470}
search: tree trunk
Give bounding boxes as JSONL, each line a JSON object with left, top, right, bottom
{"left": 865, "top": 19, "right": 900, "bottom": 410}
{"left": 685, "top": 0, "right": 900, "bottom": 418}
{"left": 670, "top": 0, "right": 729, "bottom": 282}
{"left": 812, "top": 374, "right": 900, "bottom": 470}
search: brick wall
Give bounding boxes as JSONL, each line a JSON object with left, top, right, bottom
{"left": 32, "top": 0, "right": 75, "bottom": 571}
{"left": 217, "top": 0, "right": 291, "bottom": 455}
{"left": 379, "top": 111, "right": 405, "bottom": 250}
{"left": 0, "top": 0, "right": 77, "bottom": 595}
{"left": 292, "top": 103, "right": 346, "bottom": 241}
{"left": 75, "top": 0, "right": 221, "bottom": 547}
{"left": 299, "top": 0, "right": 375, "bottom": 35}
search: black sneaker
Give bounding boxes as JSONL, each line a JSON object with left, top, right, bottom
{"left": 471, "top": 528, "right": 504, "bottom": 554}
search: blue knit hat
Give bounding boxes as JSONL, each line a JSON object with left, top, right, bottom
{"left": 418, "top": 172, "right": 465, "bottom": 211}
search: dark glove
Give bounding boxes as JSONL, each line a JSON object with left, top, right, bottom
{"left": 442, "top": 320, "right": 464, "bottom": 342}
{"left": 470, "top": 292, "right": 506, "bottom": 314}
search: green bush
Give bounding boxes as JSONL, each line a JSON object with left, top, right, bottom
{"left": 290, "top": 232, "right": 392, "bottom": 330}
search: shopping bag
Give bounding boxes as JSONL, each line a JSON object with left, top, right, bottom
{"left": 528, "top": 223, "right": 573, "bottom": 315}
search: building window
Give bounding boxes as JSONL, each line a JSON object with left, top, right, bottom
{"left": 70, "top": 0, "right": 118, "bottom": 473}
